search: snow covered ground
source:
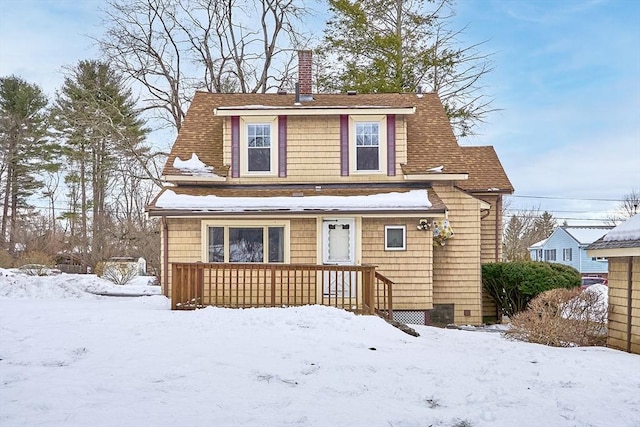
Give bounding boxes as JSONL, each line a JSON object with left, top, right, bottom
{"left": 1, "top": 273, "right": 638, "bottom": 427}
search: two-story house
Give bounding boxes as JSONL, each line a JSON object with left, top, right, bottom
{"left": 147, "top": 51, "right": 513, "bottom": 326}
{"left": 529, "top": 225, "right": 613, "bottom": 276}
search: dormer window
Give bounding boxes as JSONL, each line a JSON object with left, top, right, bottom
{"left": 240, "top": 116, "right": 278, "bottom": 176}
{"left": 247, "top": 124, "right": 271, "bottom": 172}
{"left": 355, "top": 122, "right": 380, "bottom": 171}
{"left": 349, "top": 115, "right": 387, "bottom": 174}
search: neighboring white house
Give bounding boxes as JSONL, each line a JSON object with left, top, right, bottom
{"left": 528, "top": 226, "right": 613, "bottom": 275}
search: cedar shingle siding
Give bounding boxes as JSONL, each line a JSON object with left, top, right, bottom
{"left": 149, "top": 89, "right": 512, "bottom": 325}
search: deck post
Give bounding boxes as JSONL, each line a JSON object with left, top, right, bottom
{"left": 171, "top": 264, "right": 178, "bottom": 310}
{"left": 270, "top": 265, "right": 276, "bottom": 307}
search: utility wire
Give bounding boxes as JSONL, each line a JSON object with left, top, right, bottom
{"left": 506, "top": 194, "right": 623, "bottom": 202}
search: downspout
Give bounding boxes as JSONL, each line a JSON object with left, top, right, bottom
{"left": 495, "top": 196, "right": 502, "bottom": 262}
{"left": 162, "top": 216, "right": 169, "bottom": 297}
{"left": 627, "top": 256, "right": 633, "bottom": 353}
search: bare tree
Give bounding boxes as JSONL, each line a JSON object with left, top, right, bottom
{"left": 608, "top": 189, "right": 640, "bottom": 225}
{"left": 503, "top": 208, "right": 556, "bottom": 261}
{"left": 98, "top": 0, "right": 309, "bottom": 131}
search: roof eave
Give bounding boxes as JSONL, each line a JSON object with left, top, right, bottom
{"left": 587, "top": 246, "right": 640, "bottom": 257}
{"left": 162, "top": 174, "right": 228, "bottom": 183}
{"left": 404, "top": 173, "right": 469, "bottom": 181}
{"left": 147, "top": 207, "right": 447, "bottom": 218}
{"left": 214, "top": 106, "right": 416, "bottom": 116}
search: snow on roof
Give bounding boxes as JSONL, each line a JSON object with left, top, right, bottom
{"left": 172, "top": 153, "right": 218, "bottom": 177}
{"left": 604, "top": 213, "right": 640, "bottom": 241}
{"left": 529, "top": 238, "right": 548, "bottom": 249}
{"left": 155, "top": 189, "right": 432, "bottom": 212}
{"left": 564, "top": 227, "right": 611, "bottom": 245}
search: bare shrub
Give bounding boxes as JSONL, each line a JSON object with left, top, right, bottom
{"left": 0, "top": 250, "right": 15, "bottom": 268}
{"left": 505, "top": 287, "right": 607, "bottom": 347}
{"left": 16, "top": 250, "right": 53, "bottom": 267}
{"left": 102, "top": 262, "right": 138, "bottom": 285}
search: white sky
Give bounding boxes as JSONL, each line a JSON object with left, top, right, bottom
{"left": 0, "top": 0, "right": 639, "bottom": 225}
{"left": 1, "top": 271, "right": 638, "bottom": 427}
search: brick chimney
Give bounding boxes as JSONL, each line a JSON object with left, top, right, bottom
{"left": 298, "top": 50, "right": 313, "bottom": 99}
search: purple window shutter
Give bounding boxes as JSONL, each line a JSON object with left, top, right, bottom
{"left": 340, "top": 115, "right": 349, "bottom": 176}
{"left": 278, "top": 116, "right": 287, "bottom": 177}
{"left": 387, "top": 114, "right": 396, "bottom": 176}
{"left": 231, "top": 116, "right": 240, "bottom": 178}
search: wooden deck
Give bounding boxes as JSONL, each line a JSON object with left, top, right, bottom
{"left": 171, "top": 263, "right": 393, "bottom": 319}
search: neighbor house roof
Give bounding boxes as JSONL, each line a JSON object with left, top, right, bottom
{"left": 563, "top": 226, "right": 613, "bottom": 245}
{"left": 162, "top": 91, "right": 513, "bottom": 193}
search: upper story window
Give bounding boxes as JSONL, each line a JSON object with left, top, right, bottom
{"left": 240, "top": 116, "right": 278, "bottom": 176}
{"left": 355, "top": 122, "right": 380, "bottom": 171}
{"left": 349, "top": 115, "right": 387, "bottom": 174}
{"left": 247, "top": 124, "right": 271, "bottom": 172}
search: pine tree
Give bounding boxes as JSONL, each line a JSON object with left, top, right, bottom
{"left": 320, "top": 0, "right": 493, "bottom": 137}
{"left": 0, "top": 76, "right": 55, "bottom": 253}
{"left": 51, "top": 60, "right": 147, "bottom": 270}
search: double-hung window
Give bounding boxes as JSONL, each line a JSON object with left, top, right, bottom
{"left": 204, "top": 221, "right": 288, "bottom": 263}
{"left": 544, "top": 249, "right": 556, "bottom": 261}
{"left": 355, "top": 122, "right": 380, "bottom": 171}
{"left": 563, "top": 248, "right": 572, "bottom": 261}
{"left": 240, "top": 117, "right": 277, "bottom": 175}
{"left": 350, "top": 115, "right": 387, "bottom": 173}
{"left": 247, "top": 124, "right": 271, "bottom": 172}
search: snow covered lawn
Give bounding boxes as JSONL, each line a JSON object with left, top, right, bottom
{"left": 1, "top": 274, "right": 639, "bottom": 427}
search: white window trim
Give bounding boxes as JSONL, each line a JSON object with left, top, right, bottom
{"left": 240, "top": 116, "right": 278, "bottom": 176}
{"left": 349, "top": 115, "right": 387, "bottom": 174}
{"left": 201, "top": 219, "right": 290, "bottom": 263}
{"left": 384, "top": 225, "right": 406, "bottom": 251}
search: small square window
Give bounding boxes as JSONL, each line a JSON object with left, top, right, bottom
{"left": 385, "top": 225, "right": 406, "bottom": 251}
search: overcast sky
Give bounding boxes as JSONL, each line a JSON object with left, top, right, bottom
{"left": 0, "top": 0, "right": 639, "bottom": 224}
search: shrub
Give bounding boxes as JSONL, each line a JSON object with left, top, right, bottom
{"left": 102, "top": 262, "right": 138, "bottom": 285}
{"left": 94, "top": 261, "right": 105, "bottom": 277}
{"left": 505, "top": 287, "right": 607, "bottom": 347}
{"left": 0, "top": 250, "right": 15, "bottom": 268}
{"left": 482, "top": 261, "right": 580, "bottom": 318}
{"left": 16, "top": 250, "right": 54, "bottom": 267}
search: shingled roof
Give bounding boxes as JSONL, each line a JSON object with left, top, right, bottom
{"left": 162, "top": 91, "right": 512, "bottom": 193}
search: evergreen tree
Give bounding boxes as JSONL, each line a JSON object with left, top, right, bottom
{"left": 320, "top": 0, "right": 493, "bottom": 137}
{"left": 51, "top": 60, "right": 147, "bottom": 270}
{"left": 0, "top": 76, "right": 55, "bottom": 253}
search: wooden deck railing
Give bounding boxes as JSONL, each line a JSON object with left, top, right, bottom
{"left": 171, "top": 262, "right": 393, "bottom": 319}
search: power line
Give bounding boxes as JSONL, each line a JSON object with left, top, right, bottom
{"left": 507, "top": 194, "right": 623, "bottom": 202}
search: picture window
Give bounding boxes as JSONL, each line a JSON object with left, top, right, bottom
{"left": 385, "top": 225, "right": 406, "bottom": 251}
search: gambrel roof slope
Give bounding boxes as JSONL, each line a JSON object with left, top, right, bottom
{"left": 162, "top": 91, "right": 513, "bottom": 193}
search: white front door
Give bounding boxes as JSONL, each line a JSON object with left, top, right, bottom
{"left": 322, "top": 218, "right": 356, "bottom": 296}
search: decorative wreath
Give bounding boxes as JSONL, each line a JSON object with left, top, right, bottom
{"left": 432, "top": 219, "right": 455, "bottom": 246}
